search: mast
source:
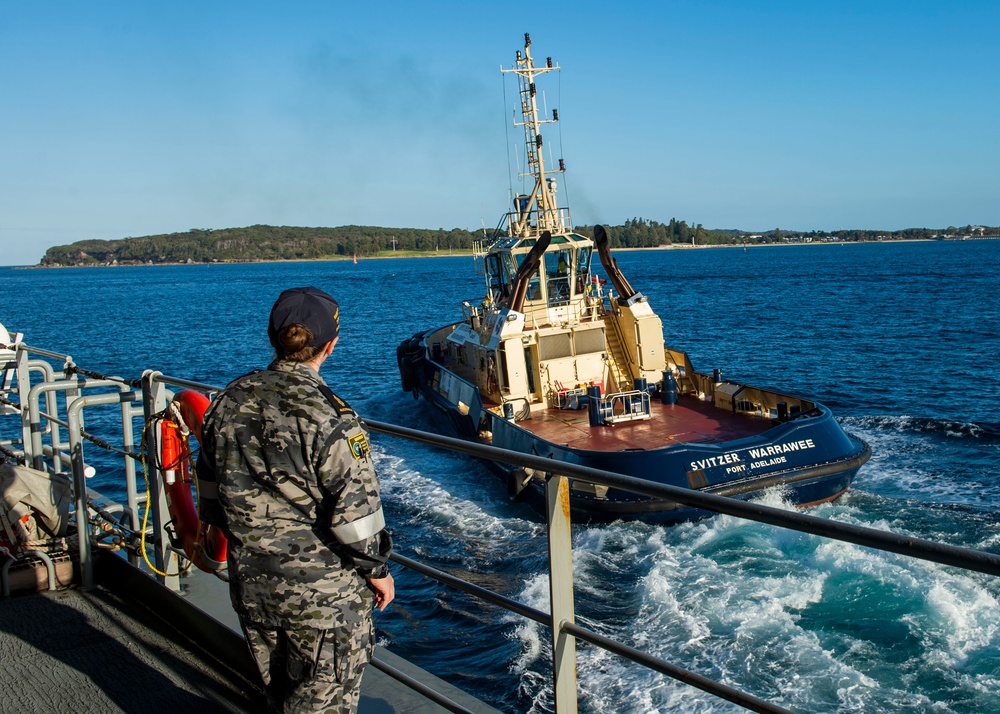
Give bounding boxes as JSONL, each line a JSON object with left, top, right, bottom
{"left": 502, "top": 33, "right": 570, "bottom": 239}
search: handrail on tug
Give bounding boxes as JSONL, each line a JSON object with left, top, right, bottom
{"left": 4, "top": 343, "right": 1000, "bottom": 713}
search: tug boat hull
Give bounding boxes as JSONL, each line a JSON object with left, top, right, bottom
{"left": 402, "top": 328, "right": 870, "bottom": 525}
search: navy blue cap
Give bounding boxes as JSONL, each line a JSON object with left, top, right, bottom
{"left": 268, "top": 287, "right": 340, "bottom": 347}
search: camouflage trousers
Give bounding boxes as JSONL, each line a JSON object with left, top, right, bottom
{"left": 241, "top": 613, "right": 374, "bottom": 714}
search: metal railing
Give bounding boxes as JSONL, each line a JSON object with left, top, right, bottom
{"left": 597, "top": 388, "right": 651, "bottom": 424}
{"left": 4, "top": 340, "right": 1000, "bottom": 714}
{"left": 362, "top": 419, "right": 1000, "bottom": 714}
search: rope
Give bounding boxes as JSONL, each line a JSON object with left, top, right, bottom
{"left": 88, "top": 500, "right": 137, "bottom": 536}
{"left": 63, "top": 363, "right": 142, "bottom": 389}
{"left": 0, "top": 443, "right": 25, "bottom": 465}
{"left": 87, "top": 510, "right": 128, "bottom": 550}
{"left": 80, "top": 430, "right": 143, "bottom": 462}
{"left": 137, "top": 413, "right": 192, "bottom": 578}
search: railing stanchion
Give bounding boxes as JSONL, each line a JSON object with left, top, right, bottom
{"left": 121, "top": 401, "right": 142, "bottom": 566}
{"left": 546, "top": 473, "right": 578, "bottom": 714}
{"left": 16, "top": 347, "right": 32, "bottom": 462}
{"left": 142, "top": 370, "right": 180, "bottom": 590}
{"left": 66, "top": 395, "right": 94, "bottom": 590}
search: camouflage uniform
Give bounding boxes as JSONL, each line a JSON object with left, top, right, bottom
{"left": 200, "top": 360, "right": 391, "bottom": 714}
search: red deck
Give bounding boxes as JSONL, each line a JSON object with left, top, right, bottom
{"left": 515, "top": 396, "right": 771, "bottom": 452}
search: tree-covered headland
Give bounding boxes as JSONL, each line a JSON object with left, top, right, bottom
{"left": 39, "top": 225, "right": 476, "bottom": 266}
{"left": 39, "top": 220, "right": 999, "bottom": 267}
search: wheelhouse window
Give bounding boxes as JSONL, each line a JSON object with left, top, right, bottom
{"left": 486, "top": 253, "right": 521, "bottom": 303}
{"left": 485, "top": 254, "right": 507, "bottom": 303}
{"left": 544, "top": 250, "right": 571, "bottom": 306}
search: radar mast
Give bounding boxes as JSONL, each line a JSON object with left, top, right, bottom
{"left": 502, "top": 33, "right": 570, "bottom": 239}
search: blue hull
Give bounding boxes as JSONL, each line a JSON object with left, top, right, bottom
{"left": 408, "top": 340, "right": 870, "bottom": 525}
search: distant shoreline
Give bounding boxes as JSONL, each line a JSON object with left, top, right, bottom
{"left": 13, "top": 251, "right": 472, "bottom": 270}
{"left": 17, "top": 237, "right": 997, "bottom": 270}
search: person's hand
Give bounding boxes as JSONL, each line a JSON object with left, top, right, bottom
{"left": 367, "top": 572, "right": 395, "bottom": 611}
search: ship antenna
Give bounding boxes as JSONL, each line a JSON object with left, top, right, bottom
{"left": 556, "top": 66, "right": 571, "bottom": 216}
{"left": 501, "top": 68, "right": 515, "bottom": 228}
{"left": 501, "top": 34, "right": 569, "bottom": 239}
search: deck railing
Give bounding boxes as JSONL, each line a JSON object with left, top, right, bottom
{"left": 596, "top": 388, "right": 651, "bottom": 424}
{"left": 4, "top": 341, "right": 1000, "bottom": 713}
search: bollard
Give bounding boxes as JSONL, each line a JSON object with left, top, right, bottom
{"left": 503, "top": 402, "right": 515, "bottom": 421}
{"left": 662, "top": 371, "right": 678, "bottom": 405}
{"left": 587, "top": 385, "right": 602, "bottom": 427}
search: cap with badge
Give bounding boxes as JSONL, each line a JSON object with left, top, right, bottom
{"left": 268, "top": 287, "right": 340, "bottom": 347}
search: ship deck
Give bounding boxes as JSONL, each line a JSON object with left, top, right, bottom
{"left": 0, "top": 585, "right": 258, "bottom": 714}
{"left": 0, "top": 551, "right": 499, "bottom": 714}
{"left": 516, "top": 394, "right": 772, "bottom": 451}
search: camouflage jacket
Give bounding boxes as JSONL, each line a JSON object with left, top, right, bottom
{"left": 200, "top": 360, "right": 391, "bottom": 628}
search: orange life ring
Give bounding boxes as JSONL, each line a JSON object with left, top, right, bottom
{"left": 159, "top": 390, "right": 228, "bottom": 573}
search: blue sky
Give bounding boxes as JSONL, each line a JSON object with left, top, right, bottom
{"left": 2, "top": 1, "right": 997, "bottom": 266}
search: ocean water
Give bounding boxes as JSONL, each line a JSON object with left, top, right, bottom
{"left": 2, "top": 239, "right": 999, "bottom": 713}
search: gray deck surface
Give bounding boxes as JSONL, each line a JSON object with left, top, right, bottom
{"left": 0, "top": 579, "right": 502, "bottom": 713}
{"left": 0, "top": 587, "right": 259, "bottom": 714}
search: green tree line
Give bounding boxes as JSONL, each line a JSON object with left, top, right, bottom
{"left": 39, "top": 221, "right": 1000, "bottom": 266}
{"left": 576, "top": 218, "right": 732, "bottom": 247}
{"left": 40, "top": 225, "right": 480, "bottom": 266}
{"left": 578, "top": 220, "right": 1000, "bottom": 247}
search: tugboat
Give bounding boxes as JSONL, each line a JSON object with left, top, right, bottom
{"left": 397, "top": 34, "right": 870, "bottom": 524}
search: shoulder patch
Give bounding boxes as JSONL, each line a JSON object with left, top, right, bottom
{"left": 318, "top": 384, "right": 353, "bottom": 416}
{"left": 347, "top": 432, "right": 371, "bottom": 460}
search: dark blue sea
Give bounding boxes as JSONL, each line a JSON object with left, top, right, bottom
{"left": 3, "top": 239, "right": 1000, "bottom": 713}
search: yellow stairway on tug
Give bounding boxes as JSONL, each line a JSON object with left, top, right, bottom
{"left": 601, "top": 314, "right": 632, "bottom": 392}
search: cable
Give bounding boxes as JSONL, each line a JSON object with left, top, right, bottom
{"left": 556, "top": 65, "right": 573, "bottom": 222}
{"left": 502, "top": 70, "right": 514, "bottom": 216}
{"left": 64, "top": 363, "right": 142, "bottom": 389}
{"left": 138, "top": 414, "right": 192, "bottom": 578}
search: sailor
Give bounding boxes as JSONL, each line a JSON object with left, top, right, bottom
{"left": 199, "top": 286, "right": 394, "bottom": 714}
